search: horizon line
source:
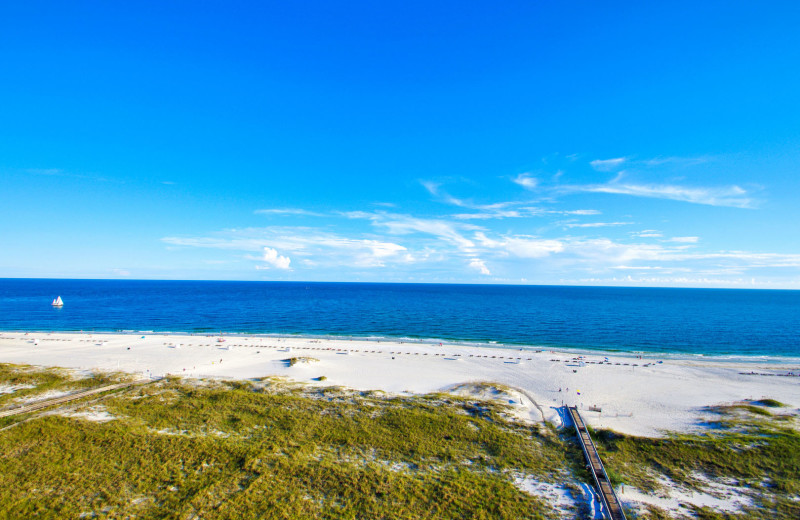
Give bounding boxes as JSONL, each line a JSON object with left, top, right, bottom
{"left": 0, "top": 276, "right": 797, "bottom": 291}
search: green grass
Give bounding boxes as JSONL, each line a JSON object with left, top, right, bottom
{"left": 0, "top": 363, "right": 128, "bottom": 407}
{"left": 0, "top": 371, "right": 573, "bottom": 519}
{"left": 589, "top": 404, "right": 800, "bottom": 519}
{"left": 1, "top": 365, "right": 798, "bottom": 519}
{"left": 287, "top": 356, "right": 320, "bottom": 366}
{"left": 751, "top": 398, "right": 786, "bottom": 408}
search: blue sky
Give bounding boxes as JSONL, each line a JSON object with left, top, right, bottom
{"left": 2, "top": 1, "right": 800, "bottom": 287}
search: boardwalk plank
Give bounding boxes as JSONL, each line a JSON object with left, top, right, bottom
{"left": 568, "top": 406, "right": 627, "bottom": 520}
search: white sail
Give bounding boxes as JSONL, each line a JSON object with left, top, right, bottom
{"left": 52, "top": 296, "right": 64, "bottom": 307}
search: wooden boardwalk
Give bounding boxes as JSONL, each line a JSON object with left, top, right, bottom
{"left": 0, "top": 380, "right": 148, "bottom": 419}
{"left": 568, "top": 406, "right": 627, "bottom": 520}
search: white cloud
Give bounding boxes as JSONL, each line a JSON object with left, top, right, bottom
{"left": 164, "top": 226, "right": 412, "bottom": 270}
{"left": 565, "top": 221, "right": 632, "bottom": 228}
{"left": 421, "top": 181, "right": 472, "bottom": 208}
{"left": 160, "top": 187, "right": 798, "bottom": 285}
{"left": 632, "top": 230, "right": 663, "bottom": 238}
{"left": 611, "top": 265, "right": 667, "bottom": 270}
{"left": 475, "top": 232, "right": 564, "bottom": 258}
{"left": 513, "top": 173, "right": 538, "bottom": 190}
{"left": 590, "top": 157, "right": 627, "bottom": 171}
{"left": 565, "top": 238, "right": 665, "bottom": 264}
{"left": 562, "top": 209, "right": 601, "bottom": 216}
{"left": 364, "top": 240, "right": 406, "bottom": 258}
{"left": 469, "top": 258, "right": 491, "bottom": 275}
{"left": 452, "top": 206, "right": 546, "bottom": 220}
{"left": 351, "top": 212, "right": 479, "bottom": 252}
{"left": 567, "top": 182, "right": 755, "bottom": 208}
{"left": 640, "top": 156, "right": 713, "bottom": 167}
{"left": 421, "top": 180, "right": 441, "bottom": 196}
{"left": 255, "top": 208, "right": 325, "bottom": 217}
{"left": 340, "top": 210, "right": 376, "bottom": 220}
{"left": 452, "top": 210, "right": 522, "bottom": 220}
{"left": 269, "top": 234, "right": 409, "bottom": 268}
{"left": 162, "top": 234, "right": 267, "bottom": 251}
{"left": 672, "top": 251, "right": 800, "bottom": 266}
{"left": 506, "top": 238, "right": 565, "bottom": 258}
{"left": 261, "top": 247, "right": 291, "bottom": 270}
{"left": 384, "top": 218, "right": 475, "bottom": 250}
{"left": 420, "top": 180, "right": 522, "bottom": 217}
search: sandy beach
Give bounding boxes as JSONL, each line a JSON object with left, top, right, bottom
{"left": 1, "top": 331, "right": 798, "bottom": 437}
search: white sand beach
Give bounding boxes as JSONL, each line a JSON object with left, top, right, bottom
{"left": 1, "top": 331, "right": 798, "bottom": 437}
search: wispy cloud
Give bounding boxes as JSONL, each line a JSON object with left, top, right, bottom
{"left": 564, "top": 221, "right": 632, "bottom": 228}
{"left": 255, "top": 208, "right": 326, "bottom": 217}
{"left": 562, "top": 275, "right": 782, "bottom": 288}
{"left": 474, "top": 232, "right": 564, "bottom": 258}
{"left": 562, "top": 153, "right": 759, "bottom": 208}
{"left": 565, "top": 182, "right": 756, "bottom": 208}
{"left": 162, "top": 220, "right": 800, "bottom": 285}
{"left": 26, "top": 168, "right": 65, "bottom": 176}
{"left": 424, "top": 179, "right": 605, "bottom": 221}
{"left": 562, "top": 209, "right": 601, "bottom": 216}
{"left": 451, "top": 207, "right": 545, "bottom": 220}
{"left": 368, "top": 213, "right": 479, "bottom": 252}
{"left": 590, "top": 157, "right": 627, "bottom": 172}
{"left": 342, "top": 210, "right": 482, "bottom": 252}
{"left": 423, "top": 181, "right": 499, "bottom": 209}
{"left": 563, "top": 238, "right": 666, "bottom": 264}
{"left": 632, "top": 230, "right": 663, "bottom": 238}
{"left": 421, "top": 181, "right": 466, "bottom": 207}
{"left": 590, "top": 155, "right": 712, "bottom": 171}
{"left": 23, "top": 167, "right": 121, "bottom": 183}
{"left": 163, "top": 227, "right": 412, "bottom": 270}
{"left": 639, "top": 156, "right": 713, "bottom": 167}
{"left": 512, "top": 173, "right": 538, "bottom": 190}
{"left": 158, "top": 163, "right": 790, "bottom": 285}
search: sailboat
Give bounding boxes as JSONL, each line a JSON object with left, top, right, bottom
{"left": 51, "top": 296, "right": 64, "bottom": 307}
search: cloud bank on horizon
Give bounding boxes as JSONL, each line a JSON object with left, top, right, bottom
{"left": 156, "top": 154, "right": 800, "bottom": 288}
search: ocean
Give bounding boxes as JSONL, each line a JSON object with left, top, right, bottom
{"left": 1, "top": 278, "right": 798, "bottom": 358}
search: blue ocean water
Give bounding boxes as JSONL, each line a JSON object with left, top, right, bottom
{"left": 1, "top": 279, "right": 799, "bottom": 358}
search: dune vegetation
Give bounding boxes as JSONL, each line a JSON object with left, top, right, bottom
{"left": 0, "top": 364, "right": 797, "bottom": 519}
{"left": 0, "top": 367, "right": 574, "bottom": 519}
{"left": 591, "top": 401, "right": 800, "bottom": 519}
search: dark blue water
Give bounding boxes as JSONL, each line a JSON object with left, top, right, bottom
{"left": 1, "top": 279, "right": 799, "bottom": 358}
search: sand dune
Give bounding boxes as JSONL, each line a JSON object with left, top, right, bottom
{"left": 1, "top": 331, "right": 798, "bottom": 437}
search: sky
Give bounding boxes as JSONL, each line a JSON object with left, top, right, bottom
{"left": 2, "top": 1, "right": 800, "bottom": 288}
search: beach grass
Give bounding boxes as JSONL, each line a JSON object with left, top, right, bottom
{"left": 0, "top": 369, "right": 572, "bottom": 519}
{"left": 286, "top": 356, "right": 320, "bottom": 366}
{"left": 0, "top": 362, "right": 129, "bottom": 416}
{"left": 588, "top": 403, "right": 800, "bottom": 519}
{"left": 1, "top": 364, "right": 798, "bottom": 519}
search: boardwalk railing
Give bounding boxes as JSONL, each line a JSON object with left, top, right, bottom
{"left": 568, "top": 406, "right": 627, "bottom": 520}
{"left": 0, "top": 380, "right": 148, "bottom": 419}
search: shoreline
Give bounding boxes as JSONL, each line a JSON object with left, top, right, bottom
{"left": 2, "top": 328, "right": 799, "bottom": 365}
{"left": 1, "top": 330, "right": 799, "bottom": 437}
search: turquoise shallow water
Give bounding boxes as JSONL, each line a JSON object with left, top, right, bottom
{"left": 1, "top": 279, "right": 799, "bottom": 358}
